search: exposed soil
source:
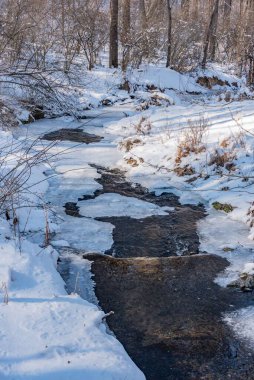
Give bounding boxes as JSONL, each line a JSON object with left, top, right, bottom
{"left": 43, "top": 128, "right": 103, "bottom": 143}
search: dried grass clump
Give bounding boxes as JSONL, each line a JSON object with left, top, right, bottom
{"left": 247, "top": 203, "right": 254, "bottom": 228}
{"left": 174, "top": 165, "right": 195, "bottom": 177}
{"left": 209, "top": 150, "right": 235, "bottom": 170}
{"left": 119, "top": 138, "right": 142, "bottom": 152}
{"left": 175, "top": 116, "right": 209, "bottom": 164}
{"left": 220, "top": 138, "right": 230, "bottom": 148}
{"left": 134, "top": 117, "right": 152, "bottom": 135}
{"left": 220, "top": 131, "right": 246, "bottom": 150}
{"left": 125, "top": 156, "right": 144, "bottom": 167}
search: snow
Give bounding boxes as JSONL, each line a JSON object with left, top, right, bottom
{"left": 0, "top": 221, "right": 144, "bottom": 379}
{"left": 78, "top": 193, "right": 173, "bottom": 219}
{"left": 102, "top": 97, "right": 254, "bottom": 348}
{"left": 1, "top": 63, "right": 254, "bottom": 377}
{"left": 16, "top": 208, "right": 58, "bottom": 234}
{"left": 195, "top": 63, "right": 244, "bottom": 88}
{"left": 128, "top": 65, "right": 206, "bottom": 93}
{"left": 0, "top": 114, "right": 145, "bottom": 379}
{"left": 0, "top": 297, "right": 143, "bottom": 380}
{"left": 198, "top": 209, "right": 254, "bottom": 287}
{"left": 53, "top": 215, "right": 114, "bottom": 252}
{"left": 105, "top": 101, "right": 254, "bottom": 236}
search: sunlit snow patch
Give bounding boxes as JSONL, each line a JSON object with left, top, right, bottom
{"left": 198, "top": 208, "right": 254, "bottom": 287}
{"left": 78, "top": 193, "right": 174, "bottom": 219}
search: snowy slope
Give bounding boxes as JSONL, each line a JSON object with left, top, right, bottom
{"left": 1, "top": 63, "right": 254, "bottom": 376}
{"left": 0, "top": 121, "right": 145, "bottom": 380}
{"left": 128, "top": 65, "right": 206, "bottom": 93}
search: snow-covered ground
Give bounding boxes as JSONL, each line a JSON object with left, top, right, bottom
{"left": 102, "top": 98, "right": 254, "bottom": 346}
{"left": 0, "top": 109, "right": 147, "bottom": 379}
{"left": 0, "top": 221, "right": 145, "bottom": 380}
{"left": 1, "top": 65, "right": 254, "bottom": 378}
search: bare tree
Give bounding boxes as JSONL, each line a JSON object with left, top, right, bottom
{"left": 181, "top": 0, "right": 190, "bottom": 19}
{"left": 166, "top": 0, "right": 172, "bottom": 68}
{"left": 139, "top": 0, "right": 147, "bottom": 33}
{"left": 138, "top": 0, "right": 148, "bottom": 63}
{"left": 223, "top": 0, "right": 232, "bottom": 20}
{"left": 121, "top": 0, "right": 131, "bottom": 71}
{"left": 202, "top": 0, "right": 220, "bottom": 68}
{"left": 109, "top": 0, "right": 119, "bottom": 68}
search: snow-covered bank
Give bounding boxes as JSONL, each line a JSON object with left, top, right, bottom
{"left": 105, "top": 100, "right": 254, "bottom": 244}
{"left": 103, "top": 99, "right": 254, "bottom": 344}
{"left": 0, "top": 116, "right": 145, "bottom": 379}
{"left": 1, "top": 63, "right": 254, "bottom": 377}
{"left": 0, "top": 220, "right": 145, "bottom": 380}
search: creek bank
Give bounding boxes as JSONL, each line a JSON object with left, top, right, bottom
{"left": 47, "top": 122, "right": 254, "bottom": 380}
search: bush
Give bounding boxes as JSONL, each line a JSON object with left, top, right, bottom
{"left": 175, "top": 116, "right": 208, "bottom": 164}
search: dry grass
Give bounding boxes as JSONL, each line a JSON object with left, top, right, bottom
{"left": 1, "top": 282, "right": 9, "bottom": 304}
{"left": 119, "top": 138, "right": 142, "bottom": 152}
{"left": 220, "top": 138, "right": 230, "bottom": 148}
{"left": 220, "top": 131, "right": 246, "bottom": 150}
{"left": 134, "top": 117, "right": 152, "bottom": 135}
{"left": 125, "top": 156, "right": 144, "bottom": 167}
{"left": 175, "top": 116, "right": 208, "bottom": 164}
{"left": 247, "top": 203, "right": 254, "bottom": 228}
{"left": 174, "top": 165, "right": 195, "bottom": 177}
{"left": 136, "top": 92, "right": 173, "bottom": 111}
{"left": 125, "top": 157, "right": 139, "bottom": 167}
{"left": 209, "top": 150, "right": 235, "bottom": 170}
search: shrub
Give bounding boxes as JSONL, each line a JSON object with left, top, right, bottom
{"left": 134, "top": 117, "right": 152, "bottom": 135}
{"left": 119, "top": 138, "right": 142, "bottom": 152}
{"left": 175, "top": 116, "right": 208, "bottom": 164}
{"left": 212, "top": 202, "right": 234, "bottom": 213}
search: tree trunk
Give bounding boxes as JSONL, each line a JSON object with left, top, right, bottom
{"left": 210, "top": 0, "right": 219, "bottom": 60}
{"left": 166, "top": 0, "right": 172, "bottom": 68}
{"left": 109, "top": 0, "right": 119, "bottom": 68}
{"left": 181, "top": 0, "right": 190, "bottom": 19}
{"left": 223, "top": 0, "right": 232, "bottom": 20}
{"left": 139, "top": 0, "right": 147, "bottom": 32}
{"left": 192, "top": 0, "right": 200, "bottom": 19}
{"left": 121, "top": 0, "right": 131, "bottom": 71}
{"left": 138, "top": 0, "right": 148, "bottom": 63}
{"left": 202, "top": 0, "right": 220, "bottom": 68}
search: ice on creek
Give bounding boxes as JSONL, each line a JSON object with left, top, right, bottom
{"left": 52, "top": 215, "right": 114, "bottom": 252}
{"left": 224, "top": 306, "right": 254, "bottom": 348}
{"left": 78, "top": 193, "right": 174, "bottom": 219}
{"left": 46, "top": 163, "right": 103, "bottom": 205}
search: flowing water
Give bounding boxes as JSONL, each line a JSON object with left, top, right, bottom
{"left": 40, "top": 108, "right": 254, "bottom": 380}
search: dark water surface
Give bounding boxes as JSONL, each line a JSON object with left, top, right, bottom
{"left": 52, "top": 128, "right": 254, "bottom": 380}
{"left": 43, "top": 128, "right": 103, "bottom": 143}
{"left": 83, "top": 167, "right": 254, "bottom": 380}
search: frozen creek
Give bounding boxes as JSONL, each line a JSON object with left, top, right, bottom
{"left": 23, "top": 106, "right": 254, "bottom": 380}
